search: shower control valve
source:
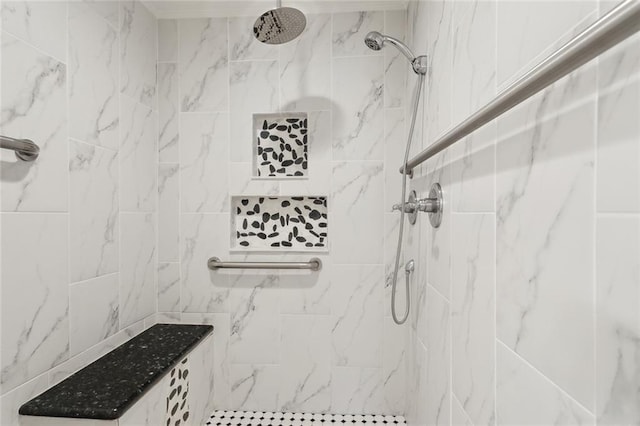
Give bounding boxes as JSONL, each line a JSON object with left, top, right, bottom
{"left": 391, "top": 184, "right": 444, "bottom": 228}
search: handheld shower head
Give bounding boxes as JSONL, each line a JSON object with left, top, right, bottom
{"left": 364, "top": 31, "right": 427, "bottom": 75}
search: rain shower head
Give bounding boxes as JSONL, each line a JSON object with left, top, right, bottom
{"left": 364, "top": 31, "right": 428, "bottom": 75}
{"left": 253, "top": 1, "right": 306, "bottom": 45}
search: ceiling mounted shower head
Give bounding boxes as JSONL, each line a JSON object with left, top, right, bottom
{"left": 253, "top": 1, "right": 306, "bottom": 45}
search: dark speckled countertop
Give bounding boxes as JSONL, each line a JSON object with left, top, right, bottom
{"left": 19, "top": 323, "right": 213, "bottom": 420}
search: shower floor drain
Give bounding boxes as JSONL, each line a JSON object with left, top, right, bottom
{"left": 206, "top": 410, "right": 406, "bottom": 426}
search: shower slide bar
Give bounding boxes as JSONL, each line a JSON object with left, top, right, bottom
{"left": 400, "top": 0, "right": 640, "bottom": 177}
{"left": 0, "top": 135, "right": 40, "bottom": 161}
{"left": 207, "top": 256, "right": 322, "bottom": 271}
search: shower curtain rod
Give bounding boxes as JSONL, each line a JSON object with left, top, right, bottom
{"left": 400, "top": 0, "right": 640, "bottom": 177}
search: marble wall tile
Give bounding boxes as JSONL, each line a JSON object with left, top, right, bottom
{"left": 330, "top": 367, "right": 383, "bottom": 414}
{"left": 426, "top": 155, "right": 452, "bottom": 299}
{"left": 332, "top": 56, "right": 384, "bottom": 161}
{"left": 1, "top": 1, "right": 67, "bottom": 61}
{"left": 180, "top": 112, "right": 229, "bottom": 213}
{"left": 119, "top": 212, "right": 156, "bottom": 328}
{"left": 496, "top": 103, "right": 596, "bottom": 409}
{"left": 158, "top": 62, "right": 179, "bottom": 163}
{"left": 280, "top": 14, "right": 331, "bottom": 112}
{"left": 228, "top": 162, "right": 280, "bottom": 196}
{"left": 69, "top": 140, "right": 118, "bottom": 282}
{"left": 1, "top": 213, "right": 69, "bottom": 394}
{"left": 451, "top": 0, "right": 496, "bottom": 124}
{"left": 120, "top": 95, "right": 157, "bottom": 212}
{"left": 279, "top": 255, "right": 331, "bottom": 315}
{"left": 496, "top": 343, "right": 594, "bottom": 425}
{"left": 0, "top": 374, "right": 49, "bottom": 426}
{"left": 452, "top": 396, "right": 474, "bottom": 426}
{"left": 120, "top": 0, "right": 157, "bottom": 107}
{"left": 181, "top": 312, "right": 232, "bottom": 408}
{"left": 332, "top": 11, "right": 384, "bottom": 58}
{"left": 229, "top": 60, "right": 279, "bottom": 162}
{"left": 497, "top": 1, "right": 596, "bottom": 87}
{"left": 158, "top": 19, "right": 177, "bottom": 62}
{"left": 598, "top": 34, "right": 639, "bottom": 90}
{"left": 279, "top": 315, "right": 332, "bottom": 413}
{"left": 596, "top": 79, "right": 639, "bottom": 213}
{"left": 450, "top": 123, "right": 496, "bottom": 213}
{"left": 181, "top": 213, "right": 230, "bottom": 313}
{"left": 384, "top": 10, "right": 407, "bottom": 109}
{"left": 179, "top": 18, "right": 228, "bottom": 113}
{"left": 331, "top": 161, "right": 384, "bottom": 264}
{"left": 158, "top": 262, "right": 180, "bottom": 313}
{"left": 68, "top": 3, "right": 119, "bottom": 150}
{"left": 228, "top": 278, "right": 280, "bottom": 364}
{"left": 84, "top": 1, "right": 119, "bottom": 28}
{"left": 382, "top": 317, "right": 406, "bottom": 415}
{"left": 383, "top": 108, "right": 405, "bottom": 209}
{"left": 595, "top": 217, "right": 640, "bottom": 424}
{"left": 1, "top": 34, "right": 68, "bottom": 212}
{"left": 331, "top": 265, "right": 383, "bottom": 367}
{"left": 69, "top": 273, "right": 119, "bottom": 357}
{"left": 229, "top": 16, "right": 278, "bottom": 61}
{"left": 230, "top": 364, "right": 280, "bottom": 412}
{"left": 159, "top": 163, "right": 179, "bottom": 261}
{"left": 452, "top": 213, "right": 495, "bottom": 425}
{"left": 425, "top": 285, "right": 451, "bottom": 426}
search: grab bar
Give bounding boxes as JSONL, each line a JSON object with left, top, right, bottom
{"left": 400, "top": 0, "right": 640, "bottom": 176}
{"left": 207, "top": 257, "right": 322, "bottom": 271}
{"left": 0, "top": 135, "right": 40, "bottom": 161}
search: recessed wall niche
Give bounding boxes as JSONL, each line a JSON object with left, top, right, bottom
{"left": 253, "top": 113, "right": 308, "bottom": 178}
{"left": 232, "top": 196, "right": 328, "bottom": 251}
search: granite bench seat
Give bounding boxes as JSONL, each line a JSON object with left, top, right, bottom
{"left": 19, "top": 324, "right": 214, "bottom": 422}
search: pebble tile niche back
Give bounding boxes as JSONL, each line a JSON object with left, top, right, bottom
{"left": 232, "top": 196, "right": 328, "bottom": 251}
{"left": 253, "top": 113, "right": 308, "bottom": 178}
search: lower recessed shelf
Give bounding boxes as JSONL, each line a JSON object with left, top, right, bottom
{"left": 231, "top": 196, "right": 328, "bottom": 252}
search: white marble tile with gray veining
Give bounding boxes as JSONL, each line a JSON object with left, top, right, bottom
{"left": 158, "top": 62, "right": 179, "bottom": 163}
{"left": 331, "top": 265, "right": 383, "bottom": 367}
{"left": 382, "top": 318, "right": 406, "bottom": 415}
{"left": 280, "top": 13, "right": 331, "bottom": 112}
{"left": 425, "top": 285, "right": 451, "bottom": 426}
{"left": 331, "top": 367, "right": 383, "bottom": 414}
{"left": 180, "top": 112, "right": 229, "bottom": 213}
{"left": 69, "top": 140, "right": 118, "bottom": 283}
{"left": 120, "top": 96, "right": 157, "bottom": 212}
{"left": 230, "top": 60, "right": 279, "bottom": 162}
{"left": 158, "top": 262, "right": 180, "bottom": 313}
{"left": 595, "top": 217, "right": 640, "bottom": 425}
{"left": 426, "top": 155, "right": 451, "bottom": 299}
{"left": 83, "top": 0, "right": 119, "bottom": 29}
{"left": 230, "top": 364, "right": 280, "bottom": 412}
{"left": 158, "top": 19, "right": 178, "bottom": 62}
{"left": 1, "top": 34, "right": 68, "bottom": 212}
{"left": 384, "top": 10, "right": 407, "bottom": 109}
{"left": 69, "top": 2, "right": 119, "bottom": 150}
{"left": 1, "top": 1, "right": 67, "bottom": 61}
{"left": 1, "top": 213, "right": 69, "bottom": 394}
{"left": 120, "top": 0, "right": 157, "bottom": 107}
{"left": 279, "top": 315, "right": 332, "bottom": 413}
{"left": 181, "top": 213, "right": 230, "bottom": 313}
{"left": 228, "top": 277, "right": 280, "bottom": 364}
{"left": 0, "top": 373, "right": 49, "bottom": 426}
{"left": 332, "top": 56, "right": 384, "bottom": 161}
{"left": 69, "top": 273, "right": 119, "bottom": 357}
{"left": 179, "top": 18, "right": 228, "bottom": 112}
{"left": 158, "top": 163, "right": 179, "bottom": 262}
{"left": 331, "top": 161, "right": 384, "bottom": 264}
{"left": 496, "top": 103, "right": 595, "bottom": 409}
{"left": 452, "top": 213, "right": 496, "bottom": 426}
{"left": 496, "top": 343, "right": 594, "bottom": 425}
{"left": 119, "top": 212, "right": 156, "bottom": 328}
{"left": 332, "top": 11, "right": 384, "bottom": 57}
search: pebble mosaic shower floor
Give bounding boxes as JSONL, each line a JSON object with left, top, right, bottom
{"left": 206, "top": 411, "right": 407, "bottom": 426}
